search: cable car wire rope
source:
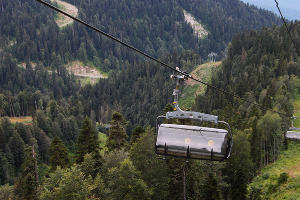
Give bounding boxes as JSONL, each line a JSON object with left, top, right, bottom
{"left": 274, "top": 0, "right": 297, "bottom": 48}
{"left": 34, "top": 0, "right": 291, "bottom": 118}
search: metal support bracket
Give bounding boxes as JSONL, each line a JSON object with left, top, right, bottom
{"left": 168, "top": 67, "right": 219, "bottom": 123}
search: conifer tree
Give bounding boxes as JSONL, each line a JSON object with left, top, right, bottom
{"left": 47, "top": 100, "right": 58, "bottom": 121}
{"left": 130, "top": 128, "right": 169, "bottom": 199}
{"left": 202, "top": 173, "right": 220, "bottom": 200}
{"left": 39, "top": 165, "right": 94, "bottom": 200}
{"left": 14, "top": 145, "right": 39, "bottom": 200}
{"left": 8, "top": 131, "right": 25, "bottom": 170}
{"left": 0, "top": 152, "right": 10, "bottom": 185}
{"left": 107, "top": 159, "right": 152, "bottom": 200}
{"left": 130, "top": 126, "right": 145, "bottom": 144}
{"left": 0, "top": 184, "right": 14, "bottom": 200}
{"left": 223, "top": 131, "right": 254, "bottom": 200}
{"left": 76, "top": 117, "right": 102, "bottom": 176}
{"left": 76, "top": 117, "right": 100, "bottom": 162}
{"left": 49, "top": 136, "right": 69, "bottom": 171}
{"left": 106, "top": 112, "right": 128, "bottom": 151}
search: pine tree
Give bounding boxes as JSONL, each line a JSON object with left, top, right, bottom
{"left": 38, "top": 165, "right": 94, "bottom": 200}
{"left": 0, "top": 184, "right": 14, "bottom": 200}
{"left": 14, "top": 145, "right": 39, "bottom": 200}
{"left": 202, "top": 173, "right": 220, "bottom": 200}
{"left": 49, "top": 136, "right": 69, "bottom": 171}
{"left": 223, "top": 131, "right": 254, "bottom": 200}
{"left": 8, "top": 131, "right": 25, "bottom": 170}
{"left": 106, "top": 112, "right": 128, "bottom": 151}
{"left": 130, "top": 126, "right": 145, "bottom": 144}
{"left": 47, "top": 100, "right": 58, "bottom": 121}
{"left": 107, "top": 159, "right": 152, "bottom": 200}
{"left": 76, "top": 117, "right": 102, "bottom": 177}
{"left": 130, "top": 128, "right": 169, "bottom": 199}
{"left": 0, "top": 152, "right": 11, "bottom": 185}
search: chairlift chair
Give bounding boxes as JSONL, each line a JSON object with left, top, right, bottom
{"left": 155, "top": 69, "right": 233, "bottom": 161}
{"left": 286, "top": 131, "right": 300, "bottom": 141}
{"left": 286, "top": 116, "right": 300, "bottom": 141}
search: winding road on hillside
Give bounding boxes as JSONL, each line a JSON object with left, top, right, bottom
{"left": 51, "top": 0, "right": 78, "bottom": 28}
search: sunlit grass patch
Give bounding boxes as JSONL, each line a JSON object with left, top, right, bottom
{"left": 180, "top": 61, "right": 221, "bottom": 109}
{"left": 98, "top": 132, "right": 108, "bottom": 156}
{"left": 8, "top": 116, "right": 33, "bottom": 125}
{"left": 248, "top": 142, "right": 300, "bottom": 200}
{"left": 179, "top": 85, "right": 199, "bottom": 109}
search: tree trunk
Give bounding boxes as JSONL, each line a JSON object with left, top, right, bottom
{"left": 273, "top": 138, "right": 276, "bottom": 162}
{"left": 183, "top": 166, "right": 186, "bottom": 200}
{"left": 32, "top": 146, "right": 39, "bottom": 185}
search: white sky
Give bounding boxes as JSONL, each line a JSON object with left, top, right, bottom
{"left": 240, "top": 0, "right": 300, "bottom": 20}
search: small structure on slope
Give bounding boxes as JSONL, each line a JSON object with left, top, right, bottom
{"left": 208, "top": 52, "right": 218, "bottom": 62}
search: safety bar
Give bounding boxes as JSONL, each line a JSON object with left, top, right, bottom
{"left": 218, "top": 121, "right": 233, "bottom": 159}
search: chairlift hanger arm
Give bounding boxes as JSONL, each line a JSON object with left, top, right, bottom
{"left": 168, "top": 68, "right": 218, "bottom": 123}
{"left": 155, "top": 67, "right": 233, "bottom": 161}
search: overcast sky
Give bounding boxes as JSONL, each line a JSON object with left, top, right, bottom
{"left": 240, "top": 0, "right": 300, "bottom": 20}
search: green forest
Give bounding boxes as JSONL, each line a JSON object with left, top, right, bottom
{"left": 1, "top": 0, "right": 299, "bottom": 199}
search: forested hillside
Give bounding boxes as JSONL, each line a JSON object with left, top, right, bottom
{"left": 246, "top": 79, "right": 300, "bottom": 200}
{"left": 1, "top": 0, "right": 280, "bottom": 71}
{"left": 0, "top": 0, "right": 282, "bottom": 126}
{"left": 192, "top": 21, "right": 300, "bottom": 199}
{"left": 0, "top": 0, "right": 296, "bottom": 199}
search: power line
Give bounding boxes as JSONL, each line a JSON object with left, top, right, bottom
{"left": 34, "top": 0, "right": 291, "bottom": 118}
{"left": 274, "top": 0, "right": 297, "bottom": 48}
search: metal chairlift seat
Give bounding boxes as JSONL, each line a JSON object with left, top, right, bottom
{"left": 286, "top": 131, "right": 300, "bottom": 141}
{"left": 286, "top": 117, "right": 300, "bottom": 141}
{"left": 156, "top": 124, "right": 231, "bottom": 161}
{"left": 155, "top": 70, "right": 233, "bottom": 161}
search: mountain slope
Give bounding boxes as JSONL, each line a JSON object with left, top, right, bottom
{"left": 51, "top": 0, "right": 78, "bottom": 28}
{"left": 247, "top": 79, "right": 300, "bottom": 200}
{"left": 248, "top": 141, "right": 300, "bottom": 200}
{"left": 189, "top": 19, "right": 300, "bottom": 198}
{"left": 179, "top": 61, "right": 221, "bottom": 109}
{"left": 178, "top": 0, "right": 281, "bottom": 57}
{"left": 1, "top": 0, "right": 281, "bottom": 72}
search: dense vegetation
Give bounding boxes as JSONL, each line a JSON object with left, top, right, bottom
{"left": 246, "top": 79, "right": 300, "bottom": 200}
{"left": 247, "top": 141, "right": 300, "bottom": 199}
{"left": 1, "top": 0, "right": 280, "bottom": 71}
{"left": 1, "top": 0, "right": 298, "bottom": 199}
{"left": 192, "top": 21, "right": 300, "bottom": 199}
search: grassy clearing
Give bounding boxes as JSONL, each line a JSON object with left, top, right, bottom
{"left": 179, "top": 85, "right": 199, "bottom": 110}
{"left": 98, "top": 132, "right": 108, "bottom": 156}
{"left": 293, "top": 78, "right": 300, "bottom": 127}
{"left": 78, "top": 77, "right": 98, "bottom": 86}
{"left": 183, "top": 10, "right": 209, "bottom": 39}
{"left": 179, "top": 62, "right": 221, "bottom": 109}
{"left": 54, "top": 3, "right": 66, "bottom": 20}
{"left": 51, "top": 0, "right": 78, "bottom": 28}
{"left": 66, "top": 60, "right": 108, "bottom": 86}
{"left": 85, "top": 60, "right": 109, "bottom": 78}
{"left": 7, "top": 116, "right": 33, "bottom": 125}
{"left": 248, "top": 142, "right": 300, "bottom": 200}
